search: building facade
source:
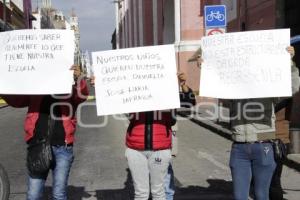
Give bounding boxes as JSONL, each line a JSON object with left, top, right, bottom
{"left": 115, "top": 0, "right": 300, "bottom": 151}
{"left": 115, "top": 0, "right": 300, "bottom": 92}
{"left": 0, "top": 0, "right": 33, "bottom": 31}
{"left": 32, "top": 0, "right": 82, "bottom": 65}
{"left": 69, "top": 9, "right": 80, "bottom": 65}
{"left": 115, "top": 0, "right": 203, "bottom": 96}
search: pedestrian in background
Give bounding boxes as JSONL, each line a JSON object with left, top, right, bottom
{"left": 164, "top": 123, "right": 178, "bottom": 200}
{"left": 0, "top": 65, "right": 88, "bottom": 200}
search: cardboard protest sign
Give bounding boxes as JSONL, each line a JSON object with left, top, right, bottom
{"left": 200, "top": 29, "right": 291, "bottom": 99}
{"left": 0, "top": 29, "right": 75, "bottom": 94}
{"left": 92, "top": 45, "right": 180, "bottom": 116}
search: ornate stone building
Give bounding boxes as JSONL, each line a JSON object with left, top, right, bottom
{"left": 32, "top": 0, "right": 82, "bottom": 65}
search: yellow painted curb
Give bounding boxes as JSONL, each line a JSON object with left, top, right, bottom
{"left": 0, "top": 99, "right": 6, "bottom": 104}
{"left": 87, "top": 96, "right": 95, "bottom": 100}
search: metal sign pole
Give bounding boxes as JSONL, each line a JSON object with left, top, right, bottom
{"left": 204, "top": 5, "right": 227, "bottom": 123}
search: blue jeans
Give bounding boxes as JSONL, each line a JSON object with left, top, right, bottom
{"left": 27, "top": 146, "right": 74, "bottom": 200}
{"left": 230, "top": 142, "right": 276, "bottom": 200}
{"left": 164, "top": 163, "right": 175, "bottom": 200}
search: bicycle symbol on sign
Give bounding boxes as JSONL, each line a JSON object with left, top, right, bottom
{"left": 206, "top": 11, "right": 225, "bottom": 22}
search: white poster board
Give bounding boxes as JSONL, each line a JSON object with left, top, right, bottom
{"left": 0, "top": 29, "right": 75, "bottom": 94}
{"left": 92, "top": 45, "right": 180, "bottom": 116}
{"left": 200, "top": 29, "right": 291, "bottom": 99}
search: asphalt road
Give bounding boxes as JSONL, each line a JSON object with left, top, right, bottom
{"left": 0, "top": 102, "right": 300, "bottom": 199}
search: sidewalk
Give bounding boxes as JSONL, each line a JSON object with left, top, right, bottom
{"left": 178, "top": 105, "right": 300, "bottom": 171}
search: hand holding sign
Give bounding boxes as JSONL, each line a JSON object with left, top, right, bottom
{"left": 286, "top": 46, "right": 295, "bottom": 58}
{"left": 70, "top": 65, "right": 82, "bottom": 82}
{"left": 90, "top": 76, "right": 95, "bottom": 87}
{"left": 177, "top": 72, "right": 190, "bottom": 93}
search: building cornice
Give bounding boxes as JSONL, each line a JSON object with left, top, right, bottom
{"left": 174, "top": 40, "right": 201, "bottom": 52}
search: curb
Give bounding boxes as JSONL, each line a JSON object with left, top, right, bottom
{"left": 0, "top": 105, "right": 8, "bottom": 109}
{"left": 179, "top": 111, "right": 300, "bottom": 172}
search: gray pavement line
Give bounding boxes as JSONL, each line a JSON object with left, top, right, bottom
{"left": 197, "top": 150, "right": 230, "bottom": 171}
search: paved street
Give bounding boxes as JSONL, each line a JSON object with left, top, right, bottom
{"left": 0, "top": 102, "right": 300, "bottom": 200}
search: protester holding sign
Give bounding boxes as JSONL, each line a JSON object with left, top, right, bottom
{"left": 198, "top": 46, "right": 299, "bottom": 200}
{"left": 229, "top": 47, "right": 299, "bottom": 200}
{"left": 125, "top": 72, "right": 195, "bottom": 200}
{"left": 0, "top": 65, "right": 88, "bottom": 200}
{"left": 90, "top": 72, "right": 195, "bottom": 199}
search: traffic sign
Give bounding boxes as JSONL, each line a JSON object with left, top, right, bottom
{"left": 206, "top": 27, "right": 226, "bottom": 36}
{"left": 204, "top": 5, "right": 226, "bottom": 28}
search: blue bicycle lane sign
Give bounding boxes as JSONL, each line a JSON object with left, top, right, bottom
{"left": 204, "top": 5, "right": 227, "bottom": 28}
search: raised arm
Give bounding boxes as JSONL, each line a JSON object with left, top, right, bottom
{"left": 71, "top": 78, "right": 89, "bottom": 105}
{"left": 70, "top": 65, "right": 89, "bottom": 105}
